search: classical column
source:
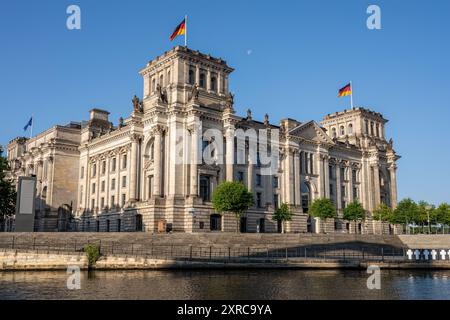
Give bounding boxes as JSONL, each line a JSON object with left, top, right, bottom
{"left": 336, "top": 163, "right": 342, "bottom": 210}
{"left": 153, "top": 128, "right": 162, "bottom": 197}
{"left": 348, "top": 165, "right": 354, "bottom": 203}
{"left": 129, "top": 135, "right": 139, "bottom": 202}
{"left": 294, "top": 151, "right": 301, "bottom": 206}
{"left": 389, "top": 164, "right": 398, "bottom": 209}
{"left": 372, "top": 164, "right": 381, "bottom": 210}
{"left": 190, "top": 120, "right": 200, "bottom": 196}
{"left": 284, "top": 148, "right": 294, "bottom": 204}
{"left": 247, "top": 154, "right": 254, "bottom": 192}
{"left": 225, "top": 127, "right": 234, "bottom": 181}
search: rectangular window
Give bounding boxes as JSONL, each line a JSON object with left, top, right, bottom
{"left": 329, "top": 183, "right": 334, "bottom": 196}
{"left": 111, "top": 178, "right": 116, "bottom": 190}
{"left": 122, "top": 155, "right": 127, "bottom": 169}
{"left": 92, "top": 164, "right": 97, "bottom": 177}
{"left": 353, "top": 187, "right": 358, "bottom": 199}
{"left": 273, "top": 176, "right": 279, "bottom": 188}
{"left": 256, "top": 174, "right": 262, "bottom": 187}
{"left": 91, "top": 199, "right": 95, "bottom": 210}
{"left": 80, "top": 167, "right": 84, "bottom": 179}
{"left": 92, "top": 183, "right": 96, "bottom": 194}
{"left": 273, "top": 194, "right": 279, "bottom": 209}
{"left": 340, "top": 167, "right": 346, "bottom": 180}
{"left": 341, "top": 185, "right": 346, "bottom": 196}
{"left": 111, "top": 158, "right": 116, "bottom": 172}
{"left": 256, "top": 192, "right": 262, "bottom": 208}
{"left": 121, "top": 194, "right": 126, "bottom": 207}
{"left": 199, "top": 175, "right": 211, "bottom": 201}
{"left": 310, "top": 154, "right": 314, "bottom": 174}
{"left": 100, "top": 197, "right": 105, "bottom": 209}
{"left": 122, "top": 176, "right": 127, "bottom": 188}
{"left": 237, "top": 171, "right": 244, "bottom": 182}
{"left": 102, "top": 160, "right": 106, "bottom": 175}
{"left": 111, "top": 195, "right": 115, "bottom": 207}
{"left": 101, "top": 181, "right": 105, "bottom": 192}
{"left": 329, "top": 165, "right": 334, "bottom": 180}
{"left": 79, "top": 186, "right": 83, "bottom": 205}
{"left": 352, "top": 170, "right": 357, "bottom": 183}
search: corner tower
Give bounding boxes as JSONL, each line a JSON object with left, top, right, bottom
{"left": 139, "top": 46, "right": 234, "bottom": 112}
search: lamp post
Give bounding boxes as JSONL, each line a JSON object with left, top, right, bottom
{"left": 425, "top": 205, "right": 431, "bottom": 234}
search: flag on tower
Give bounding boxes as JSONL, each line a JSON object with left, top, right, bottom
{"left": 24, "top": 117, "right": 33, "bottom": 131}
{"left": 170, "top": 18, "right": 186, "bottom": 41}
{"left": 338, "top": 83, "right": 352, "bottom": 97}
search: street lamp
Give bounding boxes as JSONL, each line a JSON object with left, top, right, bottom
{"left": 425, "top": 205, "right": 431, "bottom": 234}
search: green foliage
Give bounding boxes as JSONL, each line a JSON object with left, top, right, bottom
{"left": 272, "top": 203, "right": 293, "bottom": 233}
{"left": 373, "top": 203, "right": 393, "bottom": 223}
{"left": 309, "top": 198, "right": 336, "bottom": 220}
{"left": 272, "top": 203, "right": 293, "bottom": 222}
{"left": 84, "top": 244, "right": 100, "bottom": 268}
{"left": 434, "top": 203, "right": 450, "bottom": 225}
{"left": 343, "top": 201, "right": 366, "bottom": 222}
{"left": 0, "top": 149, "right": 17, "bottom": 223}
{"left": 392, "top": 198, "right": 419, "bottom": 225}
{"left": 211, "top": 181, "right": 254, "bottom": 232}
{"left": 417, "top": 201, "right": 434, "bottom": 225}
{"left": 309, "top": 198, "right": 336, "bottom": 233}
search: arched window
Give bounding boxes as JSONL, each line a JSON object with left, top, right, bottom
{"left": 210, "top": 76, "right": 217, "bottom": 91}
{"left": 301, "top": 182, "right": 311, "bottom": 214}
{"left": 340, "top": 126, "right": 345, "bottom": 136}
{"left": 188, "top": 69, "right": 195, "bottom": 85}
{"left": 159, "top": 74, "right": 164, "bottom": 86}
{"left": 199, "top": 73, "right": 206, "bottom": 88}
{"left": 331, "top": 127, "right": 337, "bottom": 138}
{"left": 152, "top": 78, "right": 156, "bottom": 92}
{"left": 348, "top": 123, "right": 353, "bottom": 134}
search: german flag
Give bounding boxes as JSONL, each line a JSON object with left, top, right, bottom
{"left": 338, "top": 83, "right": 352, "bottom": 97}
{"left": 170, "top": 18, "right": 186, "bottom": 41}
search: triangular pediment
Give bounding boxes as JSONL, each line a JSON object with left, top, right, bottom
{"left": 289, "top": 120, "right": 334, "bottom": 144}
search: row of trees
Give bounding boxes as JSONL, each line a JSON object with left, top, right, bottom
{"left": 373, "top": 199, "right": 450, "bottom": 234}
{"left": 211, "top": 181, "right": 450, "bottom": 234}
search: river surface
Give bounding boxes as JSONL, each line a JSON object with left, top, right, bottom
{"left": 0, "top": 269, "right": 449, "bottom": 300}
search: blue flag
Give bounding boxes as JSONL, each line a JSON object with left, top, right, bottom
{"left": 24, "top": 117, "right": 33, "bottom": 131}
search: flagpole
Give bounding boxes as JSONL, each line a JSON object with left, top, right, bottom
{"left": 30, "top": 115, "right": 33, "bottom": 139}
{"left": 184, "top": 15, "right": 188, "bottom": 47}
{"left": 350, "top": 81, "right": 354, "bottom": 110}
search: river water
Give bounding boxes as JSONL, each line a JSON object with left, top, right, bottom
{"left": 0, "top": 269, "right": 449, "bottom": 300}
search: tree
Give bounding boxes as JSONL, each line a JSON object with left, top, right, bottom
{"left": 417, "top": 201, "right": 435, "bottom": 233}
{"left": 372, "top": 203, "right": 393, "bottom": 234}
{"left": 392, "top": 198, "right": 419, "bottom": 234}
{"left": 272, "top": 203, "right": 293, "bottom": 233}
{"left": 0, "top": 147, "right": 16, "bottom": 230}
{"left": 309, "top": 198, "right": 336, "bottom": 233}
{"left": 343, "top": 201, "right": 366, "bottom": 234}
{"left": 434, "top": 203, "right": 450, "bottom": 233}
{"left": 211, "top": 181, "right": 254, "bottom": 232}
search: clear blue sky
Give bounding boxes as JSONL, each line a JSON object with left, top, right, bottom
{"left": 1, "top": 0, "right": 449, "bottom": 205}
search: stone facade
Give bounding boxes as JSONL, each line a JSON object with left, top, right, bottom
{"left": 6, "top": 46, "right": 400, "bottom": 234}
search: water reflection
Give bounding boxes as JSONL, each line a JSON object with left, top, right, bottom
{"left": 0, "top": 269, "right": 449, "bottom": 300}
